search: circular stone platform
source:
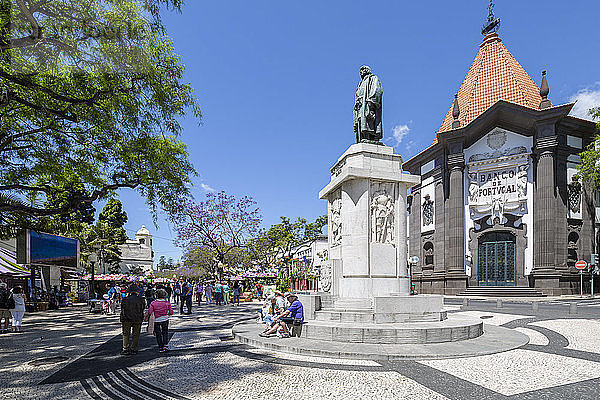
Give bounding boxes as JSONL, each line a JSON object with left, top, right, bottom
{"left": 302, "top": 314, "right": 482, "bottom": 344}
{"left": 232, "top": 320, "right": 529, "bottom": 360}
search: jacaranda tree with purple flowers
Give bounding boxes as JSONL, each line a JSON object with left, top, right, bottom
{"left": 171, "top": 191, "right": 262, "bottom": 279}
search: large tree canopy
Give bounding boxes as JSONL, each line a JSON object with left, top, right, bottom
{"left": 172, "top": 191, "right": 262, "bottom": 278}
{"left": 0, "top": 0, "right": 199, "bottom": 236}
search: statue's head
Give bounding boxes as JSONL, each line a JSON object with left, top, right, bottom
{"left": 359, "top": 65, "right": 372, "bottom": 79}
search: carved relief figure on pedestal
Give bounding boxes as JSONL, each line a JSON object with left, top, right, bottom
{"left": 468, "top": 173, "right": 479, "bottom": 202}
{"left": 330, "top": 195, "right": 342, "bottom": 246}
{"left": 517, "top": 164, "right": 528, "bottom": 198}
{"left": 422, "top": 194, "right": 434, "bottom": 226}
{"left": 320, "top": 262, "right": 332, "bottom": 292}
{"left": 328, "top": 191, "right": 343, "bottom": 248}
{"left": 370, "top": 184, "right": 395, "bottom": 244}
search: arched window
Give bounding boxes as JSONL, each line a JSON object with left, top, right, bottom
{"left": 567, "top": 232, "right": 579, "bottom": 266}
{"left": 424, "top": 241, "right": 434, "bottom": 266}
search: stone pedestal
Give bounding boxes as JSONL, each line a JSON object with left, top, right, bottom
{"left": 319, "top": 143, "right": 420, "bottom": 303}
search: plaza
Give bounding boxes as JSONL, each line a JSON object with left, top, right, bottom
{"left": 1, "top": 299, "right": 599, "bottom": 399}
{"left": 1, "top": 1, "right": 600, "bottom": 399}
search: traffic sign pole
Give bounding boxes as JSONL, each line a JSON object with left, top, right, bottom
{"left": 575, "top": 260, "right": 587, "bottom": 298}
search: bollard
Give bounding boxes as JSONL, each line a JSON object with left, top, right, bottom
{"left": 569, "top": 303, "right": 578, "bottom": 314}
{"left": 496, "top": 299, "right": 503, "bottom": 309}
{"left": 462, "top": 298, "right": 469, "bottom": 308}
{"left": 532, "top": 302, "right": 539, "bottom": 312}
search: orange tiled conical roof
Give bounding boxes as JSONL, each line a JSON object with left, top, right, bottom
{"left": 434, "top": 33, "right": 545, "bottom": 143}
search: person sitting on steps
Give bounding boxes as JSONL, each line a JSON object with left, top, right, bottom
{"left": 259, "top": 293, "right": 303, "bottom": 338}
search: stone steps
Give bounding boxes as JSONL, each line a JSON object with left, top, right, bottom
{"left": 315, "top": 309, "right": 448, "bottom": 323}
{"left": 301, "top": 315, "right": 482, "bottom": 344}
{"left": 458, "top": 287, "right": 545, "bottom": 297}
{"left": 232, "top": 321, "right": 529, "bottom": 360}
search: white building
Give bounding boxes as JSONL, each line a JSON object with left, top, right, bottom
{"left": 118, "top": 226, "right": 154, "bottom": 274}
{"left": 291, "top": 235, "right": 328, "bottom": 277}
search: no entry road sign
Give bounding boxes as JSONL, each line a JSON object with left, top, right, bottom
{"left": 575, "top": 260, "right": 587, "bottom": 270}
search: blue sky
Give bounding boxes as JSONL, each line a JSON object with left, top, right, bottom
{"left": 114, "top": 0, "right": 600, "bottom": 262}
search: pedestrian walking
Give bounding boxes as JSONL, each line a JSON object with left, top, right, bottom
{"left": 232, "top": 281, "right": 241, "bottom": 306}
{"left": 114, "top": 284, "right": 121, "bottom": 306}
{"left": 223, "top": 282, "right": 230, "bottom": 305}
{"left": 214, "top": 282, "right": 223, "bottom": 305}
{"left": 174, "top": 282, "right": 181, "bottom": 304}
{"left": 146, "top": 289, "right": 173, "bottom": 353}
{"left": 9, "top": 286, "right": 25, "bottom": 332}
{"left": 179, "top": 280, "right": 186, "bottom": 313}
{"left": 166, "top": 283, "right": 173, "bottom": 302}
{"left": 183, "top": 280, "right": 193, "bottom": 314}
{"left": 204, "top": 282, "right": 213, "bottom": 305}
{"left": 0, "top": 282, "right": 12, "bottom": 333}
{"left": 145, "top": 284, "right": 156, "bottom": 308}
{"left": 120, "top": 285, "right": 145, "bottom": 355}
{"left": 107, "top": 283, "right": 117, "bottom": 314}
{"left": 195, "top": 282, "right": 203, "bottom": 305}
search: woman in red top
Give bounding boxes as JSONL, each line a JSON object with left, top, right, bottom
{"left": 147, "top": 289, "right": 174, "bottom": 352}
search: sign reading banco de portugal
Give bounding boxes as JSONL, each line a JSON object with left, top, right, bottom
{"left": 470, "top": 165, "right": 527, "bottom": 205}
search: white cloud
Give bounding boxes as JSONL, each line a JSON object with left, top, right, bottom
{"left": 392, "top": 124, "right": 410, "bottom": 145}
{"left": 405, "top": 139, "right": 417, "bottom": 154}
{"left": 200, "top": 183, "right": 215, "bottom": 192}
{"left": 569, "top": 84, "right": 600, "bottom": 120}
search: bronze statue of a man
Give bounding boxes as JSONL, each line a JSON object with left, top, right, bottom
{"left": 353, "top": 65, "right": 383, "bottom": 143}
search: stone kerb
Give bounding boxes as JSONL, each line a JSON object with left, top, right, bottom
{"left": 374, "top": 294, "right": 444, "bottom": 314}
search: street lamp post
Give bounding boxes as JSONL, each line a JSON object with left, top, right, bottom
{"left": 90, "top": 261, "right": 96, "bottom": 299}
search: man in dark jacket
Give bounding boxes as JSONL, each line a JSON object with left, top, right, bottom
{"left": 120, "top": 285, "right": 145, "bottom": 355}
{"left": 0, "top": 282, "right": 12, "bottom": 333}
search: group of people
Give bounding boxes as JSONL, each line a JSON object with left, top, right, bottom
{"left": 193, "top": 281, "right": 244, "bottom": 306}
{"left": 116, "top": 279, "right": 245, "bottom": 355}
{"left": 258, "top": 292, "right": 304, "bottom": 339}
{"left": 119, "top": 283, "right": 175, "bottom": 355}
{"left": 0, "top": 282, "right": 26, "bottom": 333}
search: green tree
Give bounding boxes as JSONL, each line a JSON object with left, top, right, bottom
{"left": 157, "top": 255, "right": 166, "bottom": 270}
{"left": 242, "top": 230, "right": 277, "bottom": 268}
{"left": 576, "top": 107, "right": 600, "bottom": 188}
{"left": 266, "top": 215, "right": 327, "bottom": 278}
{"left": 0, "top": 0, "right": 199, "bottom": 236}
{"left": 97, "top": 198, "right": 128, "bottom": 273}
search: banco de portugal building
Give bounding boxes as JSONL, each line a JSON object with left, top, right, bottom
{"left": 403, "top": 28, "right": 597, "bottom": 296}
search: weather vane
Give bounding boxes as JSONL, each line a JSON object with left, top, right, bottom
{"left": 481, "top": 0, "right": 501, "bottom": 36}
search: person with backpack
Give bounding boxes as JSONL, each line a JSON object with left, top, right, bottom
{"left": 174, "top": 282, "right": 181, "bottom": 305}
{"left": 9, "top": 286, "right": 26, "bottom": 332}
{"left": 0, "top": 282, "right": 13, "bottom": 333}
{"left": 145, "top": 284, "right": 156, "bottom": 308}
{"left": 182, "top": 280, "right": 193, "bottom": 314}
{"left": 120, "top": 285, "right": 145, "bottom": 355}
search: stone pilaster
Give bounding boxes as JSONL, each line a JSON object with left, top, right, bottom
{"left": 532, "top": 133, "right": 562, "bottom": 294}
{"left": 432, "top": 171, "right": 446, "bottom": 294}
{"left": 555, "top": 147, "right": 569, "bottom": 272}
{"left": 433, "top": 171, "right": 445, "bottom": 273}
{"left": 445, "top": 149, "right": 467, "bottom": 294}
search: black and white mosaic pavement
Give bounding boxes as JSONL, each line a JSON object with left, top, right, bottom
{"left": 1, "top": 298, "right": 599, "bottom": 399}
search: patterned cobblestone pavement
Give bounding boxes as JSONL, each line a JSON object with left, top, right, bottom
{"left": 1, "top": 298, "right": 599, "bottom": 399}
